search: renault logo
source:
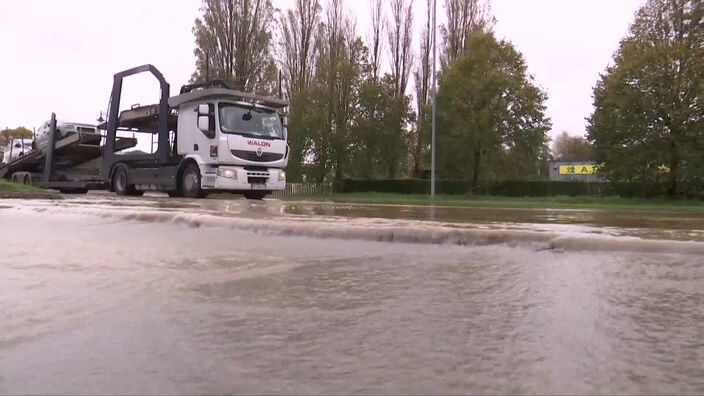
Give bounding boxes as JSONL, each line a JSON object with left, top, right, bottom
{"left": 256, "top": 147, "right": 263, "bottom": 157}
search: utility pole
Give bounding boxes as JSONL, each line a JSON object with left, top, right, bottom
{"left": 431, "top": 0, "right": 437, "bottom": 198}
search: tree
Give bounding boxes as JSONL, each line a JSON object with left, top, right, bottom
{"left": 551, "top": 131, "right": 595, "bottom": 160}
{"left": 440, "top": 0, "right": 494, "bottom": 69}
{"left": 291, "top": 0, "right": 366, "bottom": 183}
{"left": 437, "top": 32, "right": 551, "bottom": 189}
{"left": 587, "top": 0, "right": 703, "bottom": 196}
{"left": 388, "top": 0, "right": 413, "bottom": 98}
{"left": 191, "top": 0, "right": 277, "bottom": 92}
{"left": 354, "top": 75, "right": 414, "bottom": 179}
{"left": 368, "top": 0, "right": 384, "bottom": 81}
{"left": 278, "top": 0, "right": 322, "bottom": 181}
{"left": 278, "top": 0, "right": 321, "bottom": 97}
{"left": 411, "top": 0, "right": 433, "bottom": 177}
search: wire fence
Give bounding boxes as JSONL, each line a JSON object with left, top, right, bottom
{"left": 271, "top": 183, "right": 333, "bottom": 198}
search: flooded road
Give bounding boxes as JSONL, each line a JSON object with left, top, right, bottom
{"left": 0, "top": 193, "right": 702, "bottom": 394}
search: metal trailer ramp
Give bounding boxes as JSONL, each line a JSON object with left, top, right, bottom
{"left": 0, "top": 149, "right": 44, "bottom": 179}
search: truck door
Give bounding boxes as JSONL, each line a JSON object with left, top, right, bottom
{"left": 194, "top": 103, "right": 217, "bottom": 163}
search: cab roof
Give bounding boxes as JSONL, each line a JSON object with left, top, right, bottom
{"left": 168, "top": 86, "right": 288, "bottom": 109}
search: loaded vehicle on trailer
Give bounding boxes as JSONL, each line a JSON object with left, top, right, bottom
{"left": 2, "top": 139, "right": 33, "bottom": 164}
{"left": 34, "top": 119, "right": 101, "bottom": 150}
{"left": 101, "top": 64, "right": 290, "bottom": 199}
{"left": 0, "top": 115, "right": 136, "bottom": 193}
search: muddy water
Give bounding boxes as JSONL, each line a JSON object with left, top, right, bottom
{"left": 0, "top": 194, "right": 702, "bottom": 394}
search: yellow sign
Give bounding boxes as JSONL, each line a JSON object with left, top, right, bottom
{"left": 559, "top": 164, "right": 597, "bottom": 175}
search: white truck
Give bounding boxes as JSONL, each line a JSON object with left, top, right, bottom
{"left": 101, "top": 64, "right": 289, "bottom": 199}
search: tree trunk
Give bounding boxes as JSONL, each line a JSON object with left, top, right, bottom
{"left": 335, "top": 151, "right": 343, "bottom": 181}
{"left": 667, "top": 141, "right": 679, "bottom": 197}
{"left": 472, "top": 148, "right": 481, "bottom": 190}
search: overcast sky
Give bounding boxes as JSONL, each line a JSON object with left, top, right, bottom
{"left": 0, "top": 0, "right": 645, "bottom": 144}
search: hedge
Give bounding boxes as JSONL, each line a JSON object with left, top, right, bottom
{"left": 339, "top": 179, "right": 470, "bottom": 195}
{"left": 338, "top": 179, "right": 696, "bottom": 198}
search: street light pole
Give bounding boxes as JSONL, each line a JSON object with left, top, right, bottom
{"left": 431, "top": 0, "right": 437, "bottom": 198}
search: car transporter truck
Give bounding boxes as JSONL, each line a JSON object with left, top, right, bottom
{"left": 0, "top": 64, "right": 290, "bottom": 199}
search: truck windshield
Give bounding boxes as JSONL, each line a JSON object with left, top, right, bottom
{"left": 219, "top": 104, "right": 283, "bottom": 140}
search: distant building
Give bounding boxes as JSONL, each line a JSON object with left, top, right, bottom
{"left": 549, "top": 159, "right": 605, "bottom": 182}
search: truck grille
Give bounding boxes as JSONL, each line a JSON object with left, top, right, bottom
{"left": 248, "top": 177, "right": 268, "bottom": 184}
{"left": 231, "top": 149, "right": 284, "bottom": 162}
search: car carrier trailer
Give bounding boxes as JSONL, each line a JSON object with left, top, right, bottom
{"left": 0, "top": 113, "right": 136, "bottom": 193}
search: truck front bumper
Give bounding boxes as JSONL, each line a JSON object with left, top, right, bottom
{"left": 203, "top": 165, "right": 285, "bottom": 191}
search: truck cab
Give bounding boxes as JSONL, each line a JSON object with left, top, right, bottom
{"left": 170, "top": 88, "right": 289, "bottom": 197}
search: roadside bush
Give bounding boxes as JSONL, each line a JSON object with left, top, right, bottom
{"left": 338, "top": 179, "right": 697, "bottom": 198}
{"left": 339, "top": 179, "right": 472, "bottom": 195}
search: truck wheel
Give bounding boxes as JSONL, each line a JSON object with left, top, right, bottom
{"left": 181, "top": 163, "right": 205, "bottom": 198}
{"left": 244, "top": 191, "right": 268, "bottom": 200}
{"left": 112, "top": 166, "right": 137, "bottom": 196}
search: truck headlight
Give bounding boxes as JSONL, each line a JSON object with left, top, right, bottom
{"left": 278, "top": 171, "right": 286, "bottom": 182}
{"left": 217, "top": 168, "right": 237, "bottom": 180}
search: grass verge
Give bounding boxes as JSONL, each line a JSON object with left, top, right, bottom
{"left": 282, "top": 192, "right": 704, "bottom": 211}
{"left": 0, "top": 180, "right": 61, "bottom": 199}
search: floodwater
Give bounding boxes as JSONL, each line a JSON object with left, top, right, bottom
{"left": 0, "top": 193, "right": 702, "bottom": 394}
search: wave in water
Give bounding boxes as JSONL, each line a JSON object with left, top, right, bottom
{"left": 23, "top": 206, "right": 704, "bottom": 255}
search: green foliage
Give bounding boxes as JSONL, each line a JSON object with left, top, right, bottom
{"left": 338, "top": 178, "right": 694, "bottom": 198}
{"left": 340, "top": 179, "right": 470, "bottom": 195}
{"left": 191, "top": 0, "right": 277, "bottom": 92}
{"left": 0, "top": 127, "right": 33, "bottom": 147}
{"left": 352, "top": 75, "right": 415, "bottom": 179}
{"left": 436, "top": 32, "right": 551, "bottom": 188}
{"left": 284, "top": 0, "right": 416, "bottom": 184}
{"left": 551, "top": 131, "right": 595, "bottom": 160}
{"left": 0, "top": 179, "right": 45, "bottom": 193}
{"left": 440, "top": 0, "right": 494, "bottom": 70}
{"left": 588, "top": 0, "right": 704, "bottom": 196}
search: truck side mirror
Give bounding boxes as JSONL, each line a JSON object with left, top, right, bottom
{"left": 198, "top": 116, "right": 211, "bottom": 133}
{"left": 197, "top": 103, "right": 216, "bottom": 138}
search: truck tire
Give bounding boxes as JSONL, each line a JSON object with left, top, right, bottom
{"left": 244, "top": 191, "right": 268, "bottom": 200}
{"left": 181, "top": 163, "right": 205, "bottom": 198}
{"left": 112, "top": 166, "right": 138, "bottom": 196}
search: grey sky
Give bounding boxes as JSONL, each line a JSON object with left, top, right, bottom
{"left": 0, "top": 0, "right": 645, "bottom": 144}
